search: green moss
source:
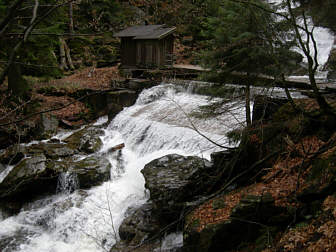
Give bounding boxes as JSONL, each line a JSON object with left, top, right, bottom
{"left": 254, "top": 227, "right": 278, "bottom": 252}
{"left": 212, "top": 198, "right": 226, "bottom": 210}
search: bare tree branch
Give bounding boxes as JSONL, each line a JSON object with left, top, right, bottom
{"left": 24, "top": 0, "right": 40, "bottom": 42}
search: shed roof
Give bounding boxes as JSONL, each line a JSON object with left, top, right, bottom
{"left": 114, "top": 25, "right": 176, "bottom": 40}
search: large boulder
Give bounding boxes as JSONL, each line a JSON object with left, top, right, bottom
{"left": 326, "top": 47, "right": 336, "bottom": 81}
{"left": 118, "top": 203, "right": 160, "bottom": 245}
{"left": 0, "top": 154, "right": 57, "bottom": 199}
{"left": 0, "top": 144, "right": 25, "bottom": 165}
{"left": 141, "top": 154, "right": 212, "bottom": 220}
{"left": 0, "top": 163, "right": 5, "bottom": 173}
{"left": 26, "top": 142, "right": 75, "bottom": 159}
{"left": 36, "top": 113, "right": 59, "bottom": 140}
{"left": 70, "top": 156, "right": 111, "bottom": 188}
{"left": 64, "top": 126, "right": 104, "bottom": 154}
{"left": 106, "top": 90, "right": 137, "bottom": 121}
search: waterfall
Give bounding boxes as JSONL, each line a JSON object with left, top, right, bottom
{"left": 0, "top": 83, "right": 250, "bottom": 252}
{"left": 56, "top": 172, "right": 79, "bottom": 194}
{"left": 267, "top": 0, "right": 335, "bottom": 79}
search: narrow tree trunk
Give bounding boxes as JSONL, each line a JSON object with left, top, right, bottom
{"left": 69, "top": 2, "right": 74, "bottom": 36}
{"left": 59, "top": 38, "right": 68, "bottom": 70}
{"left": 64, "top": 40, "right": 75, "bottom": 70}
{"left": 245, "top": 82, "right": 252, "bottom": 127}
{"left": 8, "top": 63, "right": 28, "bottom": 98}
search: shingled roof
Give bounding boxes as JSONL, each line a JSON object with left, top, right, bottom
{"left": 114, "top": 25, "right": 176, "bottom": 40}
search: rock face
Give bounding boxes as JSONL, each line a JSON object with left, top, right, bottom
{"left": 326, "top": 46, "right": 336, "bottom": 81}
{"left": 64, "top": 126, "right": 104, "bottom": 153}
{"left": 0, "top": 125, "right": 111, "bottom": 213}
{"left": 27, "top": 142, "right": 75, "bottom": 159}
{"left": 37, "top": 113, "right": 59, "bottom": 139}
{"left": 141, "top": 154, "right": 212, "bottom": 220}
{"left": 70, "top": 156, "right": 111, "bottom": 188}
{"left": 106, "top": 90, "right": 137, "bottom": 121}
{"left": 0, "top": 144, "right": 26, "bottom": 165}
{"left": 0, "top": 154, "right": 55, "bottom": 199}
{"left": 118, "top": 203, "right": 160, "bottom": 245}
{"left": 83, "top": 89, "right": 137, "bottom": 120}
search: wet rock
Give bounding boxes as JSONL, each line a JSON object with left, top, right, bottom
{"left": 27, "top": 142, "right": 75, "bottom": 159}
{"left": 37, "top": 113, "right": 59, "bottom": 139}
{"left": 141, "top": 154, "right": 212, "bottom": 220}
{"left": 21, "top": 191, "right": 88, "bottom": 230}
{"left": 118, "top": 203, "right": 160, "bottom": 245}
{"left": 0, "top": 163, "right": 5, "bottom": 173}
{"left": 106, "top": 90, "right": 137, "bottom": 121}
{"left": 0, "top": 154, "right": 53, "bottom": 198}
{"left": 126, "top": 79, "right": 155, "bottom": 92}
{"left": 70, "top": 156, "right": 111, "bottom": 188}
{"left": 0, "top": 144, "right": 26, "bottom": 165}
{"left": 64, "top": 126, "right": 104, "bottom": 154}
{"left": 326, "top": 46, "right": 336, "bottom": 81}
{"left": 0, "top": 229, "right": 37, "bottom": 252}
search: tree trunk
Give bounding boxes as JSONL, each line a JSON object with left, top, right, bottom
{"left": 8, "top": 63, "right": 28, "bottom": 98}
{"left": 64, "top": 40, "right": 75, "bottom": 70}
{"left": 69, "top": 2, "right": 74, "bottom": 36}
{"left": 59, "top": 38, "right": 68, "bottom": 70}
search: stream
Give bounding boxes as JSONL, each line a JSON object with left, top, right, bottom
{"left": 0, "top": 2, "right": 334, "bottom": 250}
{"left": 0, "top": 83, "right": 249, "bottom": 252}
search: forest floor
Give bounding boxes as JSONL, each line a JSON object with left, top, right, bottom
{"left": 0, "top": 66, "right": 124, "bottom": 128}
{"left": 185, "top": 98, "right": 336, "bottom": 252}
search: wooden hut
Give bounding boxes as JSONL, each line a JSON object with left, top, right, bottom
{"left": 114, "top": 25, "right": 176, "bottom": 69}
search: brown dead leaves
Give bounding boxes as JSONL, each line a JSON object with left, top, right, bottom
{"left": 188, "top": 135, "right": 331, "bottom": 235}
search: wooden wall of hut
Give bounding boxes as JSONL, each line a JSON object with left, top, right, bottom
{"left": 121, "top": 35, "right": 174, "bottom": 69}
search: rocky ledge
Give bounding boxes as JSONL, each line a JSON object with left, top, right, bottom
{"left": 0, "top": 125, "right": 112, "bottom": 216}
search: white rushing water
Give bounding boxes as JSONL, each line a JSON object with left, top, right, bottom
{"left": 0, "top": 83, "right": 247, "bottom": 252}
{"left": 267, "top": 0, "right": 335, "bottom": 79}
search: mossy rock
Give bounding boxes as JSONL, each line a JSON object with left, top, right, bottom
{"left": 64, "top": 126, "right": 104, "bottom": 154}
{"left": 70, "top": 156, "right": 111, "bottom": 188}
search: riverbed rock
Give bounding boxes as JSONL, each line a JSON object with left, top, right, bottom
{"left": 118, "top": 203, "right": 160, "bottom": 245}
{"left": 106, "top": 90, "right": 137, "bottom": 121}
{"left": 326, "top": 46, "right": 336, "bottom": 81}
{"left": 0, "top": 228, "right": 37, "bottom": 252}
{"left": 26, "top": 142, "right": 75, "bottom": 159}
{"left": 36, "top": 113, "right": 59, "bottom": 140}
{"left": 70, "top": 156, "right": 111, "bottom": 188}
{"left": 0, "top": 144, "right": 26, "bottom": 165}
{"left": 0, "top": 163, "right": 5, "bottom": 173}
{"left": 141, "top": 154, "right": 212, "bottom": 220}
{"left": 0, "top": 154, "right": 57, "bottom": 199}
{"left": 64, "top": 126, "right": 104, "bottom": 154}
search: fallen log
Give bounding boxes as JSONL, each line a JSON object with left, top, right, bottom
{"left": 108, "top": 143, "right": 125, "bottom": 153}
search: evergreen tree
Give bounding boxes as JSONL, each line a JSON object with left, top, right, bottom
{"left": 201, "top": 0, "right": 299, "bottom": 79}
